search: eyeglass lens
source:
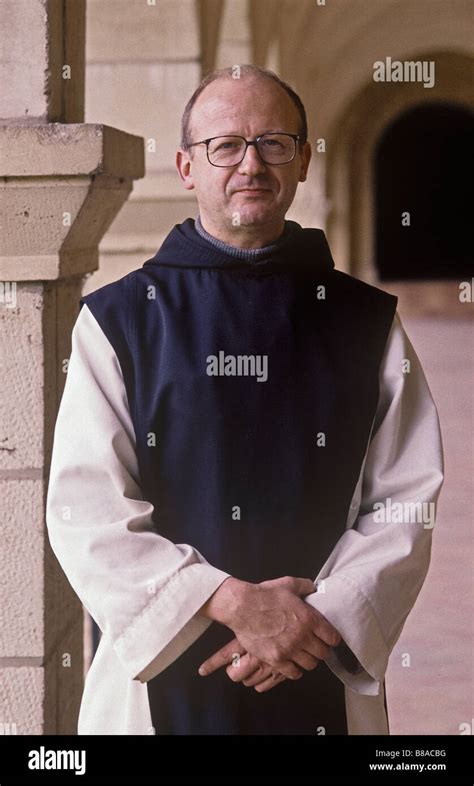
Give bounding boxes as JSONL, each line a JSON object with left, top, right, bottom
{"left": 207, "top": 134, "right": 296, "bottom": 165}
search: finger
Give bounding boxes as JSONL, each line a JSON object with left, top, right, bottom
{"left": 286, "top": 577, "right": 317, "bottom": 597}
{"left": 291, "top": 650, "right": 320, "bottom": 671}
{"left": 304, "top": 635, "right": 331, "bottom": 662}
{"left": 198, "top": 638, "right": 245, "bottom": 676}
{"left": 254, "top": 672, "right": 287, "bottom": 693}
{"left": 242, "top": 664, "right": 274, "bottom": 687}
{"left": 274, "top": 659, "right": 304, "bottom": 681}
{"left": 225, "top": 652, "right": 262, "bottom": 683}
{"left": 309, "top": 608, "right": 341, "bottom": 647}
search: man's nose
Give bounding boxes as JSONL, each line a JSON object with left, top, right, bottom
{"left": 237, "top": 143, "right": 267, "bottom": 176}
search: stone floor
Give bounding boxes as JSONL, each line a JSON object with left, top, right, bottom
{"left": 386, "top": 314, "right": 473, "bottom": 735}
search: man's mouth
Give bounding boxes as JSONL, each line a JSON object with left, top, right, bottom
{"left": 234, "top": 188, "right": 272, "bottom": 194}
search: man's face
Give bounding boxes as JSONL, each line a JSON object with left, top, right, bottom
{"left": 176, "top": 76, "right": 311, "bottom": 237}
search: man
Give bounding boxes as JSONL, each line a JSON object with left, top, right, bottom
{"left": 46, "top": 65, "right": 444, "bottom": 735}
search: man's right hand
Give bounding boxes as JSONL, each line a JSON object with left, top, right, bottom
{"left": 198, "top": 575, "right": 341, "bottom": 681}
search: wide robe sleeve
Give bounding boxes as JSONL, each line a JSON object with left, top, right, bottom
{"left": 46, "top": 303, "right": 232, "bottom": 684}
{"left": 305, "top": 311, "right": 444, "bottom": 696}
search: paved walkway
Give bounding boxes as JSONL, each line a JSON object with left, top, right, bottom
{"left": 386, "top": 315, "right": 473, "bottom": 735}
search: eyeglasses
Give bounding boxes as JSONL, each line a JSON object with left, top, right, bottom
{"left": 186, "top": 133, "right": 300, "bottom": 167}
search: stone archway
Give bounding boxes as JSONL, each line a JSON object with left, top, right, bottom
{"left": 325, "top": 51, "right": 474, "bottom": 286}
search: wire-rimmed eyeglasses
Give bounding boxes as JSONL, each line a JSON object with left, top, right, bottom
{"left": 186, "top": 133, "right": 300, "bottom": 167}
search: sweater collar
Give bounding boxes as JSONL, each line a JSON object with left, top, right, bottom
{"left": 143, "top": 217, "right": 335, "bottom": 276}
{"left": 194, "top": 214, "right": 296, "bottom": 262}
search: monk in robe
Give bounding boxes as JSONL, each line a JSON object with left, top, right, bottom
{"left": 46, "top": 65, "right": 444, "bottom": 735}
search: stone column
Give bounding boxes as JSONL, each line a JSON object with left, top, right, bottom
{"left": 0, "top": 0, "right": 144, "bottom": 734}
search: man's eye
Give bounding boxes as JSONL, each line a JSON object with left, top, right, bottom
{"left": 262, "top": 139, "right": 283, "bottom": 148}
{"left": 215, "top": 141, "right": 239, "bottom": 151}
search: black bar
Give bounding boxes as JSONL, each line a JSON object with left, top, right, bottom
{"left": 0, "top": 734, "right": 471, "bottom": 785}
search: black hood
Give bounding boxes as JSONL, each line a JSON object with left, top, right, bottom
{"left": 143, "top": 217, "right": 336, "bottom": 275}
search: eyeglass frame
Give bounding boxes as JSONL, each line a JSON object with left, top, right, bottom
{"left": 185, "top": 132, "right": 302, "bottom": 167}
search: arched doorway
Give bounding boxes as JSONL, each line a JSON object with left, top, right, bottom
{"left": 374, "top": 103, "right": 473, "bottom": 280}
{"left": 323, "top": 51, "right": 474, "bottom": 286}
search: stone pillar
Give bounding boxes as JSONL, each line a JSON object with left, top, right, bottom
{"left": 0, "top": 0, "right": 144, "bottom": 734}
{"left": 83, "top": 0, "right": 202, "bottom": 293}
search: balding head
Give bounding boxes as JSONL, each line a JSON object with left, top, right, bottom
{"left": 181, "top": 65, "right": 308, "bottom": 153}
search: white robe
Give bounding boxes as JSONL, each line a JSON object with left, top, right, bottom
{"left": 46, "top": 303, "right": 444, "bottom": 735}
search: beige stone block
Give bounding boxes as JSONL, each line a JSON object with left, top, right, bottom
{"left": 2, "top": 179, "right": 99, "bottom": 262}
{"left": 0, "top": 481, "right": 44, "bottom": 657}
{"left": 0, "top": 0, "right": 85, "bottom": 124}
{"left": 0, "top": 478, "right": 82, "bottom": 660}
{"left": 0, "top": 0, "right": 49, "bottom": 121}
{"left": 0, "top": 636, "right": 81, "bottom": 735}
{"left": 86, "top": 0, "right": 199, "bottom": 62}
{"left": 1, "top": 124, "right": 144, "bottom": 180}
{"left": 0, "top": 124, "right": 144, "bottom": 280}
{"left": 1, "top": 178, "right": 134, "bottom": 280}
{"left": 0, "top": 285, "right": 46, "bottom": 469}
{"left": 85, "top": 63, "right": 200, "bottom": 165}
{"left": 0, "top": 667, "right": 45, "bottom": 734}
{"left": 0, "top": 281, "right": 69, "bottom": 470}
{"left": 0, "top": 278, "right": 81, "bottom": 472}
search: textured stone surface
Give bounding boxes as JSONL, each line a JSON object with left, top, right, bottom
{"left": 0, "top": 614, "right": 83, "bottom": 734}
{"left": 0, "top": 285, "right": 46, "bottom": 469}
{"left": 86, "top": 0, "right": 199, "bottom": 62}
{"left": 0, "top": 0, "right": 49, "bottom": 121}
{"left": 0, "top": 124, "right": 144, "bottom": 178}
{"left": 0, "top": 480, "right": 44, "bottom": 657}
{"left": 0, "top": 0, "right": 85, "bottom": 124}
{"left": 0, "top": 667, "right": 45, "bottom": 734}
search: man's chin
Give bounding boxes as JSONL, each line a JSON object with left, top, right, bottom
{"left": 230, "top": 201, "right": 276, "bottom": 227}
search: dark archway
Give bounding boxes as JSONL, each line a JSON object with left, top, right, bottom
{"left": 374, "top": 103, "right": 473, "bottom": 280}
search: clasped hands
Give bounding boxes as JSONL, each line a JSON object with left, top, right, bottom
{"left": 197, "top": 575, "right": 341, "bottom": 693}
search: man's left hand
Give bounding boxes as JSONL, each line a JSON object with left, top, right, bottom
{"left": 198, "top": 637, "right": 289, "bottom": 692}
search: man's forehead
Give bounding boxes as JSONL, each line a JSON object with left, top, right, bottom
{"left": 191, "top": 77, "right": 298, "bottom": 135}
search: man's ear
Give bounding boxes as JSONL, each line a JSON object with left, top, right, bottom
{"left": 176, "top": 149, "right": 195, "bottom": 191}
{"left": 299, "top": 141, "right": 312, "bottom": 183}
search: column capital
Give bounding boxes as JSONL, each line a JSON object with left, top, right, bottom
{"left": 0, "top": 123, "right": 145, "bottom": 281}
